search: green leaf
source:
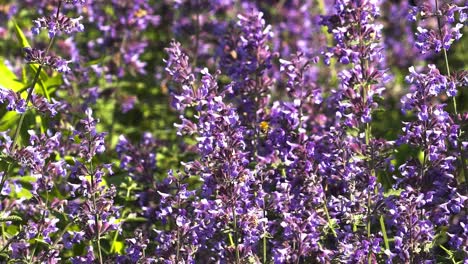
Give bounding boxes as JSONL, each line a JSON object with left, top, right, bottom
{"left": 44, "top": 74, "right": 63, "bottom": 94}
{"left": 384, "top": 188, "right": 404, "bottom": 197}
{"left": 13, "top": 21, "right": 51, "bottom": 100}
{"left": 0, "top": 58, "right": 23, "bottom": 92}
{"left": 33, "top": 239, "right": 51, "bottom": 247}
{"left": 13, "top": 21, "right": 30, "bottom": 48}
{"left": 110, "top": 241, "right": 124, "bottom": 254}
{"left": 0, "top": 215, "right": 22, "bottom": 222}
{"left": 0, "top": 111, "right": 19, "bottom": 131}
{"left": 13, "top": 187, "right": 33, "bottom": 199}
{"left": 418, "top": 150, "right": 425, "bottom": 165}
{"left": 123, "top": 217, "right": 148, "bottom": 222}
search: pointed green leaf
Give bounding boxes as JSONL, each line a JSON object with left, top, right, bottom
{"left": 13, "top": 21, "right": 51, "bottom": 100}
{"left": 0, "top": 58, "right": 23, "bottom": 92}
{"left": 13, "top": 21, "right": 30, "bottom": 48}
{"left": 0, "top": 111, "right": 19, "bottom": 131}
{"left": 0, "top": 215, "right": 22, "bottom": 222}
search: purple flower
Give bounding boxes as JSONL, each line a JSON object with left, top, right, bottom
{"left": 410, "top": 1, "right": 466, "bottom": 54}
{"left": 24, "top": 47, "right": 71, "bottom": 73}
{"left": 32, "top": 14, "right": 84, "bottom": 37}
{"left": 0, "top": 86, "right": 26, "bottom": 113}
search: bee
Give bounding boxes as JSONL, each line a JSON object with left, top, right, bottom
{"left": 135, "top": 9, "right": 147, "bottom": 18}
{"left": 0, "top": 4, "right": 12, "bottom": 13}
{"left": 229, "top": 50, "right": 237, "bottom": 60}
{"left": 223, "top": 43, "right": 238, "bottom": 60}
{"left": 259, "top": 121, "right": 270, "bottom": 134}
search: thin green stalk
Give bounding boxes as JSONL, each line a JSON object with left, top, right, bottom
{"left": 323, "top": 184, "right": 336, "bottom": 238}
{"left": 176, "top": 227, "right": 181, "bottom": 262}
{"left": 0, "top": 0, "right": 62, "bottom": 199}
{"left": 9, "top": 65, "right": 42, "bottom": 154}
{"left": 434, "top": 0, "right": 468, "bottom": 192}
{"left": 28, "top": 192, "right": 49, "bottom": 262}
{"left": 51, "top": 222, "right": 72, "bottom": 249}
{"left": 0, "top": 232, "right": 16, "bottom": 255}
{"left": 262, "top": 230, "right": 267, "bottom": 263}
{"left": 379, "top": 215, "right": 389, "bottom": 250}
{"left": 175, "top": 188, "right": 181, "bottom": 262}
{"left": 435, "top": 0, "right": 457, "bottom": 116}
{"left": 87, "top": 128, "right": 103, "bottom": 263}
{"left": 89, "top": 159, "right": 103, "bottom": 264}
{"left": 295, "top": 241, "right": 302, "bottom": 264}
{"left": 355, "top": 8, "right": 390, "bottom": 259}
{"left": 253, "top": 76, "right": 268, "bottom": 264}
{"left": 316, "top": 0, "right": 337, "bottom": 88}
{"left": 232, "top": 204, "right": 240, "bottom": 264}
{"left": 1, "top": 223, "right": 4, "bottom": 246}
{"left": 193, "top": 0, "right": 201, "bottom": 67}
{"left": 10, "top": 0, "right": 61, "bottom": 152}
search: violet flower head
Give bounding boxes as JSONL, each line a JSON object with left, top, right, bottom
{"left": 32, "top": 14, "right": 84, "bottom": 37}
{"left": 164, "top": 40, "right": 195, "bottom": 87}
{"left": 0, "top": 86, "right": 26, "bottom": 113}
{"left": 410, "top": 1, "right": 466, "bottom": 54}
{"left": 116, "top": 132, "right": 157, "bottom": 184}
{"left": 74, "top": 108, "right": 107, "bottom": 162}
{"left": 220, "top": 9, "right": 273, "bottom": 82}
{"left": 31, "top": 94, "right": 61, "bottom": 116}
{"left": 65, "top": 0, "right": 86, "bottom": 4}
{"left": 24, "top": 47, "right": 71, "bottom": 73}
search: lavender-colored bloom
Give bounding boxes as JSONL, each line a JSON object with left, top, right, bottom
{"left": 62, "top": 231, "right": 86, "bottom": 249}
{"left": 65, "top": 0, "right": 86, "bottom": 5}
{"left": 120, "top": 95, "right": 137, "bottom": 113}
{"left": 32, "top": 14, "right": 84, "bottom": 37}
{"left": 31, "top": 94, "right": 61, "bottom": 116}
{"left": 70, "top": 246, "right": 95, "bottom": 263}
{"left": 73, "top": 108, "right": 106, "bottom": 162}
{"left": 24, "top": 47, "right": 71, "bottom": 73}
{"left": 219, "top": 9, "right": 273, "bottom": 85}
{"left": 410, "top": 1, "right": 466, "bottom": 54}
{"left": 11, "top": 240, "right": 29, "bottom": 259}
{"left": 0, "top": 86, "right": 26, "bottom": 113}
{"left": 116, "top": 132, "right": 157, "bottom": 184}
{"left": 390, "top": 61, "right": 466, "bottom": 261}
{"left": 165, "top": 40, "right": 195, "bottom": 88}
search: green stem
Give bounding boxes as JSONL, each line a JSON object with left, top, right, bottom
{"left": 0, "top": 0, "right": 61, "bottom": 199}
{"left": 175, "top": 187, "right": 181, "bottom": 262}
{"left": 90, "top": 159, "right": 103, "bottom": 264}
{"left": 379, "top": 215, "right": 389, "bottom": 250}
{"left": 317, "top": 0, "right": 337, "bottom": 88}
{"left": 193, "top": 0, "right": 200, "bottom": 67}
{"left": 434, "top": 0, "right": 467, "bottom": 192}
{"left": 253, "top": 76, "right": 268, "bottom": 264}
{"left": 233, "top": 204, "right": 240, "bottom": 264}
{"left": 28, "top": 192, "right": 49, "bottom": 262}
{"left": 355, "top": 6, "right": 390, "bottom": 259}
{"left": 9, "top": 65, "right": 42, "bottom": 153}
{"left": 263, "top": 230, "right": 267, "bottom": 263}
{"left": 322, "top": 183, "right": 337, "bottom": 237}
{"left": 1, "top": 223, "right": 4, "bottom": 247}
{"left": 435, "top": 0, "right": 457, "bottom": 116}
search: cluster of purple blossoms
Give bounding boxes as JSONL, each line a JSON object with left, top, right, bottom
{"left": 390, "top": 64, "right": 463, "bottom": 262}
{"left": 0, "top": 0, "right": 466, "bottom": 263}
{"left": 24, "top": 47, "right": 70, "bottom": 73}
{"left": 32, "top": 14, "right": 84, "bottom": 37}
{"left": 409, "top": 1, "right": 466, "bottom": 54}
{"left": 84, "top": 0, "right": 160, "bottom": 77}
{"left": 0, "top": 87, "right": 26, "bottom": 113}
